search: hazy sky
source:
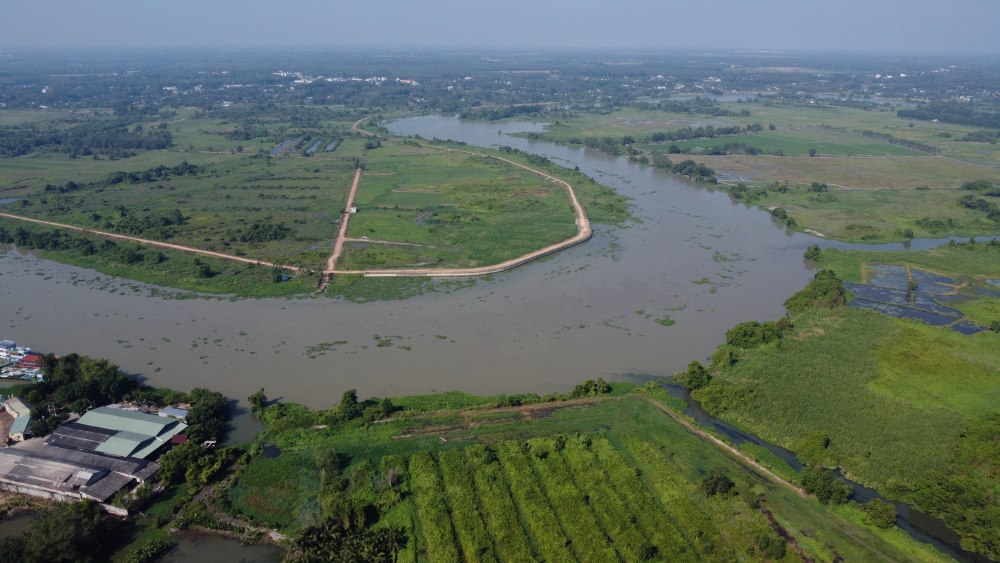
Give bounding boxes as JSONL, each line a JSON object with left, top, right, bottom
{"left": 3, "top": 0, "right": 999, "bottom": 54}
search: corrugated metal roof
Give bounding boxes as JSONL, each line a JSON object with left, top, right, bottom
{"left": 78, "top": 406, "right": 185, "bottom": 438}
{"left": 95, "top": 431, "right": 153, "bottom": 458}
{"left": 10, "top": 414, "right": 30, "bottom": 435}
{"left": 0, "top": 447, "right": 157, "bottom": 503}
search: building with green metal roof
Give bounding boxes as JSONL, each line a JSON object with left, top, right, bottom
{"left": 69, "top": 406, "right": 187, "bottom": 459}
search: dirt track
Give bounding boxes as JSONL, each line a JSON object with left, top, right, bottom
{"left": 0, "top": 212, "right": 301, "bottom": 272}
{"left": 326, "top": 118, "right": 592, "bottom": 277}
{"left": 2, "top": 117, "right": 592, "bottom": 283}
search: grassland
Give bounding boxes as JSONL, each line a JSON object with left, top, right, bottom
{"left": 1, "top": 108, "right": 627, "bottom": 294}
{"left": 226, "top": 386, "right": 950, "bottom": 562}
{"left": 692, "top": 244, "right": 1000, "bottom": 559}
{"left": 524, "top": 102, "right": 1000, "bottom": 242}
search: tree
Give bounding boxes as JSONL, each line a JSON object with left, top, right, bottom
{"left": 187, "top": 387, "right": 230, "bottom": 442}
{"left": 784, "top": 270, "right": 846, "bottom": 312}
{"left": 249, "top": 387, "right": 268, "bottom": 415}
{"left": 294, "top": 520, "right": 407, "bottom": 563}
{"left": 801, "top": 467, "right": 851, "bottom": 505}
{"left": 337, "top": 389, "right": 363, "bottom": 421}
{"left": 701, "top": 468, "right": 735, "bottom": 496}
{"left": 677, "top": 361, "right": 711, "bottom": 390}
{"left": 861, "top": 498, "right": 898, "bottom": 528}
{"left": 808, "top": 148, "right": 818, "bottom": 157}
{"left": 21, "top": 501, "right": 110, "bottom": 563}
{"left": 803, "top": 244, "right": 821, "bottom": 260}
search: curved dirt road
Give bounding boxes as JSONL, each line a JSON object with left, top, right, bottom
{"left": 327, "top": 118, "right": 592, "bottom": 277}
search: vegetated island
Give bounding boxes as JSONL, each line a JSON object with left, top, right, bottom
{"left": 0, "top": 107, "right": 627, "bottom": 299}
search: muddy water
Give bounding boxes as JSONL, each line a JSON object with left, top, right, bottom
{"left": 162, "top": 532, "right": 282, "bottom": 563}
{"left": 0, "top": 115, "right": 827, "bottom": 409}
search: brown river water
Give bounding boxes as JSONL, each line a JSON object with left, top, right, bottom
{"left": 0, "top": 115, "right": 976, "bottom": 562}
{"left": 0, "top": 115, "right": 859, "bottom": 409}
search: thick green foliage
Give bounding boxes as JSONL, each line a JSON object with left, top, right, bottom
{"left": 676, "top": 361, "right": 711, "bottom": 390}
{"left": 784, "top": 269, "right": 847, "bottom": 312}
{"left": 700, "top": 468, "right": 735, "bottom": 496}
{"left": 725, "top": 320, "right": 783, "bottom": 349}
{"left": 801, "top": 467, "right": 851, "bottom": 505}
{"left": 861, "top": 499, "right": 898, "bottom": 529}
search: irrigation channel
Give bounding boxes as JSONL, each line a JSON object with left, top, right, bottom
{"left": 0, "top": 115, "right": 988, "bottom": 559}
{"left": 655, "top": 382, "right": 987, "bottom": 563}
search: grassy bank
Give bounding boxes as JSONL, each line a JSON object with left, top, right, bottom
{"left": 692, "top": 246, "right": 1000, "bottom": 559}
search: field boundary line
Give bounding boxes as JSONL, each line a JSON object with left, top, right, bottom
{"left": 322, "top": 117, "right": 592, "bottom": 278}
{"left": 0, "top": 211, "right": 302, "bottom": 272}
{"left": 644, "top": 396, "right": 807, "bottom": 498}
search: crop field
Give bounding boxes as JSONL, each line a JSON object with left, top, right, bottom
{"left": 523, "top": 102, "right": 1000, "bottom": 242}
{"left": 695, "top": 246, "right": 1000, "bottom": 558}
{"left": 338, "top": 143, "right": 579, "bottom": 270}
{"left": 228, "top": 390, "right": 950, "bottom": 562}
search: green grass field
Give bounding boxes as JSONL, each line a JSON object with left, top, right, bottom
{"left": 693, "top": 245, "right": 1000, "bottom": 559}
{"left": 737, "top": 184, "right": 997, "bottom": 242}
{"left": 522, "top": 102, "right": 1000, "bottom": 242}
{"left": 1, "top": 109, "right": 628, "bottom": 293}
{"left": 227, "top": 388, "right": 950, "bottom": 562}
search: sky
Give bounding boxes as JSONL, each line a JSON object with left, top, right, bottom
{"left": 2, "top": 0, "right": 999, "bottom": 55}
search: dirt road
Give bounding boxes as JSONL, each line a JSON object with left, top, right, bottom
{"left": 325, "top": 167, "right": 363, "bottom": 272}
{"left": 328, "top": 118, "right": 592, "bottom": 277}
{"left": 0, "top": 212, "right": 301, "bottom": 272}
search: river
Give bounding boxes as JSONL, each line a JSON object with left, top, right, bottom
{"left": 0, "top": 115, "right": 978, "bottom": 561}
{"left": 0, "top": 115, "right": 830, "bottom": 409}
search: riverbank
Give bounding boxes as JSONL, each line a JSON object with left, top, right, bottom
{"left": 689, "top": 248, "right": 1000, "bottom": 560}
{"left": 222, "top": 383, "right": 949, "bottom": 562}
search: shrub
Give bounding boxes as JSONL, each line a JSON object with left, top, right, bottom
{"left": 784, "top": 270, "right": 846, "bottom": 312}
{"left": 725, "top": 321, "right": 783, "bottom": 349}
{"left": 861, "top": 498, "right": 898, "bottom": 529}
{"left": 801, "top": 467, "right": 851, "bottom": 505}
{"left": 701, "top": 468, "right": 735, "bottom": 496}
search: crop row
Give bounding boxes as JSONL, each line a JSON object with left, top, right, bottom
{"left": 524, "top": 437, "right": 621, "bottom": 561}
{"left": 436, "top": 449, "right": 498, "bottom": 563}
{"left": 495, "top": 441, "right": 577, "bottom": 562}
{"left": 463, "top": 445, "right": 536, "bottom": 561}
{"left": 407, "top": 452, "right": 460, "bottom": 562}
{"left": 589, "top": 436, "right": 702, "bottom": 561}
{"left": 559, "top": 436, "right": 664, "bottom": 560}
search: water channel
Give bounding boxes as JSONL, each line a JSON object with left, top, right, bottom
{"left": 0, "top": 114, "right": 981, "bottom": 560}
{"left": 658, "top": 383, "right": 984, "bottom": 563}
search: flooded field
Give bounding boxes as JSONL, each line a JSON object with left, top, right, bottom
{"left": 0, "top": 115, "right": 900, "bottom": 408}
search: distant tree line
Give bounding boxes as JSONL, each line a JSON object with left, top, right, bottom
{"left": 898, "top": 102, "right": 1000, "bottom": 129}
{"left": 0, "top": 119, "right": 172, "bottom": 158}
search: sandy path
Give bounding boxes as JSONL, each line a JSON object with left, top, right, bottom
{"left": 645, "top": 396, "right": 806, "bottom": 498}
{"left": 0, "top": 212, "right": 300, "bottom": 272}
{"left": 327, "top": 118, "right": 592, "bottom": 277}
{"left": 325, "top": 167, "right": 363, "bottom": 272}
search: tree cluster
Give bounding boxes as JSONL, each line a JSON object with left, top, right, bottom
{"left": 784, "top": 270, "right": 847, "bottom": 312}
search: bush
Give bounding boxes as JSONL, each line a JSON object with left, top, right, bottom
{"left": 701, "top": 468, "right": 735, "bottom": 496}
{"left": 801, "top": 467, "right": 851, "bottom": 505}
{"left": 861, "top": 498, "right": 898, "bottom": 529}
{"left": 784, "top": 270, "right": 846, "bottom": 312}
{"left": 676, "top": 361, "right": 711, "bottom": 390}
{"left": 725, "top": 321, "right": 783, "bottom": 349}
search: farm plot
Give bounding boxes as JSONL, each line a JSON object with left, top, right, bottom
{"left": 339, "top": 144, "right": 580, "bottom": 270}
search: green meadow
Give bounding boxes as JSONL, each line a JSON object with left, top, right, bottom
{"left": 693, "top": 244, "right": 1000, "bottom": 559}
{"left": 1, "top": 109, "right": 627, "bottom": 293}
